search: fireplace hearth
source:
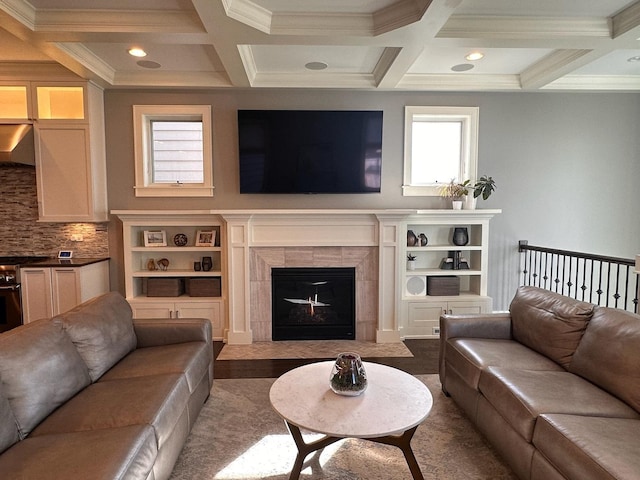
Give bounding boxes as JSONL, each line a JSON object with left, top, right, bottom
{"left": 272, "top": 267, "right": 355, "bottom": 341}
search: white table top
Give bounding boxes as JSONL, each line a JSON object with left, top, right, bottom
{"left": 269, "top": 361, "right": 433, "bottom": 438}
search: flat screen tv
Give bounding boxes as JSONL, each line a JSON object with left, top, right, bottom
{"left": 238, "top": 110, "right": 383, "bottom": 194}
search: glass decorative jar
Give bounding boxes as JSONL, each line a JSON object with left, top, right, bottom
{"left": 329, "top": 352, "right": 367, "bottom": 396}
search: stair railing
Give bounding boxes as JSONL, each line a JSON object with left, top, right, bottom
{"left": 519, "top": 241, "right": 639, "bottom": 314}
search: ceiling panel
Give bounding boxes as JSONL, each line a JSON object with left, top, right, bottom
{"left": 0, "top": 0, "right": 639, "bottom": 91}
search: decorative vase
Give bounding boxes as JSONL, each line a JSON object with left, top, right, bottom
{"left": 452, "top": 227, "right": 469, "bottom": 246}
{"left": 330, "top": 352, "right": 367, "bottom": 396}
{"left": 201, "top": 256, "right": 213, "bottom": 271}
{"left": 419, "top": 233, "right": 428, "bottom": 246}
{"left": 407, "top": 230, "right": 418, "bottom": 246}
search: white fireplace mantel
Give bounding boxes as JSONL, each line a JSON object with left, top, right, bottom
{"left": 220, "top": 210, "right": 416, "bottom": 344}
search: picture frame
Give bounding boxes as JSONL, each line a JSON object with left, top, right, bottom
{"left": 143, "top": 230, "right": 167, "bottom": 247}
{"left": 196, "top": 230, "right": 216, "bottom": 247}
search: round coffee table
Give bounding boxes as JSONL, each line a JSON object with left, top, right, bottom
{"left": 269, "top": 361, "right": 433, "bottom": 480}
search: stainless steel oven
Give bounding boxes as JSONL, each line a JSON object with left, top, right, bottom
{"left": 0, "top": 257, "right": 48, "bottom": 333}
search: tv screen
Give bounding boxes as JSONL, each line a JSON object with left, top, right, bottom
{"left": 238, "top": 110, "right": 383, "bottom": 194}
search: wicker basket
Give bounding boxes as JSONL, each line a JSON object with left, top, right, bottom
{"left": 147, "top": 278, "right": 184, "bottom": 297}
{"left": 427, "top": 276, "right": 460, "bottom": 296}
{"left": 186, "top": 277, "right": 221, "bottom": 297}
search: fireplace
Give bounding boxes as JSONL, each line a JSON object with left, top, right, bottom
{"left": 271, "top": 267, "right": 356, "bottom": 341}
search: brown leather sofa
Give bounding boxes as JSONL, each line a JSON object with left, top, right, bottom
{"left": 439, "top": 286, "right": 640, "bottom": 480}
{"left": 0, "top": 291, "right": 213, "bottom": 480}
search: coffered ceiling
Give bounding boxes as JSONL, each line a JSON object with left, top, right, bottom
{"left": 1, "top": 0, "right": 639, "bottom": 91}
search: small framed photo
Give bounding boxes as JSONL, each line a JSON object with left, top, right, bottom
{"left": 196, "top": 230, "right": 216, "bottom": 247}
{"left": 144, "top": 230, "right": 167, "bottom": 247}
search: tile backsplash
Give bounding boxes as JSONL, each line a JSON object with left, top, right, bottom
{"left": 0, "top": 166, "right": 109, "bottom": 257}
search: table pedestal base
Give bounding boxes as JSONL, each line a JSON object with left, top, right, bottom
{"left": 284, "top": 421, "right": 424, "bottom": 480}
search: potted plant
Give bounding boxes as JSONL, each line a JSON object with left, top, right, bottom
{"left": 464, "top": 175, "right": 496, "bottom": 209}
{"left": 407, "top": 253, "right": 416, "bottom": 270}
{"left": 439, "top": 179, "right": 470, "bottom": 209}
{"left": 472, "top": 175, "right": 496, "bottom": 200}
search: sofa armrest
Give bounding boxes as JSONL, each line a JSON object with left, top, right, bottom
{"left": 132, "top": 318, "right": 212, "bottom": 349}
{"left": 438, "top": 313, "right": 512, "bottom": 391}
{"left": 440, "top": 313, "right": 513, "bottom": 342}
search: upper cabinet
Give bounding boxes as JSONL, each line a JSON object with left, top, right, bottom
{"left": 33, "top": 82, "right": 107, "bottom": 222}
{"left": 0, "top": 80, "right": 107, "bottom": 222}
{"left": 33, "top": 83, "right": 86, "bottom": 121}
{"left": 0, "top": 83, "right": 30, "bottom": 121}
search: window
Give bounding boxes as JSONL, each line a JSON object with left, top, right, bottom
{"left": 403, "top": 106, "right": 478, "bottom": 196}
{"left": 133, "top": 105, "right": 213, "bottom": 197}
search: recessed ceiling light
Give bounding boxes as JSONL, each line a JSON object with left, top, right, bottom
{"left": 128, "top": 47, "right": 147, "bottom": 58}
{"left": 137, "top": 60, "right": 161, "bottom": 69}
{"left": 627, "top": 56, "right": 640, "bottom": 62}
{"left": 465, "top": 52, "right": 484, "bottom": 61}
{"left": 451, "top": 63, "right": 475, "bottom": 72}
{"left": 305, "top": 61, "right": 328, "bottom": 71}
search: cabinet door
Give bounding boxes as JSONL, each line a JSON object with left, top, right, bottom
{"left": 448, "top": 299, "right": 491, "bottom": 315}
{"left": 404, "top": 302, "right": 446, "bottom": 337}
{"left": 20, "top": 268, "right": 53, "bottom": 323}
{"left": 50, "top": 268, "right": 80, "bottom": 315}
{"left": 130, "top": 302, "right": 174, "bottom": 319}
{"left": 34, "top": 124, "right": 95, "bottom": 222}
{"left": 175, "top": 301, "right": 222, "bottom": 339}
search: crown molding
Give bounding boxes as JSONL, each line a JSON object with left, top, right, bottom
{"left": 54, "top": 42, "right": 116, "bottom": 85}
{"left": 612, "top": 0, "right": 640, "bottom": 38}
{"left": 0, "top": 0, "right": 35, "bottom": 29}
{"left": 439, "top": 15, "right": 610, "bottom": 39}
{"left": 373, "top": 47, "right": 402, "bottom": 86}
{"left": 520, "top": 49, "right": 592, "bottom": 89}
{"left": 396, "top": 73, "right": 521, "bottom": 91}
{"left": 237, "top": 44, "right": 257, "bottom": 85}
{"left": 270, "top": 13, "right": 373, "bottom": 36}
{"left": 250, "top": 72, "right": 377, "bottom": 89}
{"left": 222, "top": 0, "right": 272, "bottom": 35}
{"left": 544, "top": 75, "right": 640, "bottom": 91}
{"left": 114, "top": 70, "right": 232, "bottom": 88}
{"left": 35, "top": 9, "right": 202, "bottom": 33}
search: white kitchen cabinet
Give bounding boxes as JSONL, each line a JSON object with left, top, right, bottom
{"left": 33, "top": 82, "right": 107, "bottom": 222}
{"left": 21, "top": 260, "right": 110, "bottom": 323}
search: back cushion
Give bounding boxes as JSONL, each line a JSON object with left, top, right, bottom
{"left": 0, "top": 320, "right": 91, "bottom": 438}
{"left": 569, "top": 307, "right": 640, "bottom": 412}
{"left": 509, "top": 286, "right": 595, "bottom": 369}
{"left": 52, "top": 292, "right": 137, "bottom": 382}
{"left": 0, "top": 384, "right": 20, "bottom": 454}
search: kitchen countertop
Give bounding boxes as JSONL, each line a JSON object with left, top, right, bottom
{"left": 22, "top": 257, "right": 110, "bottom": 267}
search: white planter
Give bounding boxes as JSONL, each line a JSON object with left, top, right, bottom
{"left": 407, "top": 260, "right": 416, "bottom": 271}
{"left": 452, "top": 200, "right": 463, "bottom": 210}
{"left": 464, "top": 196, "right": 477, "bottom": 210}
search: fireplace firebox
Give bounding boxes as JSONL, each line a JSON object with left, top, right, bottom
{"left": 271, "top": 267, "right": 356, "bottom": 341}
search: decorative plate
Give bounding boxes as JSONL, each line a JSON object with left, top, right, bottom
{"left": 173, "top": 233, "right": 188, "bottom": 247}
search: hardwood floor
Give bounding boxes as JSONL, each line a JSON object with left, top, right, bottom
{"left": 213, "top": 339, "right": 440, "bottom": 379}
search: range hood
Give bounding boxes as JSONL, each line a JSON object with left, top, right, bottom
{"left": 0, "top": 124, "right": 35, "bottom": 166}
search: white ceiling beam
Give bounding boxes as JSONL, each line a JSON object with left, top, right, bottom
{"left": 519, "top": 49, "right": 594, "bottom": 90}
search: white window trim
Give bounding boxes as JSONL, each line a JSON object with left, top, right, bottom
{"left": 402, "top": 106, "right": 479, "bottom": 196}
{"left": 133, "top": 105, "right": 213, "bottom": 197}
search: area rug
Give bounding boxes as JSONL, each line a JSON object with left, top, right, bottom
{"left": 216, "top": 340, "right": 414, "bottom": 360}
{"left": 169, "top": 374, "right": 516, "bottom": 480}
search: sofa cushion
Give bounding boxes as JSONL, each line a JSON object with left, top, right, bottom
{"left": 99, "top": 342, "right": 210, "bottom": 393}
{"left": 0, "top": 385, "right": 20, "bottom": 455}
{"left": 0, "top": 425, "right": 157, "bottom": 480}
{"left": 32, "top": 373, "right": 190, "bottom": 450}
{"left": 509, "top": 286, "right": 594, "bottom": 369}
{"left": 533, "top": 414, "right": 640, "bottom": 480}
{"left": 569, "top": 307, "right": 640, "bottom": 412}
{"left": 0, "top": 319, "right": 91, "bottom": 438}
{"left": 446, "top": 338, "right": 563, "bottom": 390}
{"left": 52, "top": 292, "right": 137, "bottom": 382}
{"left": 479, "top": 367, "right": 639, "bottom": 441}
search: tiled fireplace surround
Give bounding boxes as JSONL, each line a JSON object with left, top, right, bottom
{"left": 222, "top": 211, "right": 405, "bottom": 344}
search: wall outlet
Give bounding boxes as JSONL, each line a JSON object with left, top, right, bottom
{"left": 432, "top": 327, "right": 440, "bottom": 336}
{"left": 70, "top": 234, "right": 84, "bottom": 242}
